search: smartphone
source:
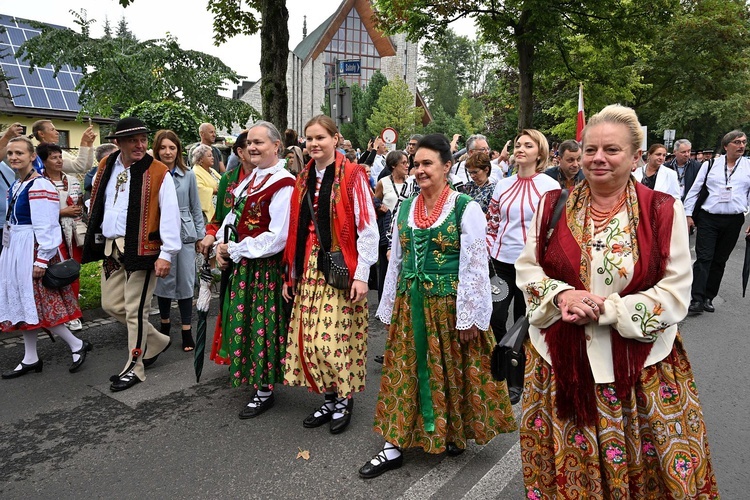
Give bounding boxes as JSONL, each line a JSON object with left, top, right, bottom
{"left": 19, "top": 125, "right": 27, "bottom": 135}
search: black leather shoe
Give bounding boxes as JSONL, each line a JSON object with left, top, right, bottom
{"left": 143, "top": 339, "right": 172, "bottom": 368}
{"left": 359, "top": 449, "right": 403, "bottom": 479}
{"left": 303, "top": 402, "right": 334, "bottom": 428}
{"left": 509, "top": 386, "right": 523, "bottom": 405}
{"left": 446, "top": 442, "right": 465, "bottom": 456}
{"left": 69, "top": 340, "right": 93, "bottom": 373}
{"left": 374, "top": 354, "right": 384, "bottom": 364}
{"left": 2, "top": 360, "right": 43, "bottom": 379}
{"left": 330, "top": 398, "right": 353, "bottom": 434}
{"left": 110, "top": 371, "right": 141, "bottom": 392}
{"left": 688, "top": 300, "right": 703, "bottom": 316}
{"left": 238, "top": 392, "right": 275, "bottom": 419}
{"left": 703, "top": 299, "right": 715, "bottom": 313}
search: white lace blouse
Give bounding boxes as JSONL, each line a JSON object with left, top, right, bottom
{"left": 376, "top": 191, "right": 492, "bottom": 331}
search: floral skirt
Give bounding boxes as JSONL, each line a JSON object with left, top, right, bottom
{"left": 521, "top": 334, "right": 719, "bottom": 499}
{"left": 219, "top": 255, "right": 287, "bottom": 389}
{"left": 373, "top": 292, "right": 517, "bottom": 454}
{"left": 284, "top": 245, "right": 368, "bottom": 397}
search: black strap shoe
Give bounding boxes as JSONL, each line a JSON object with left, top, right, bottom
{"left": 143, "top": 339, "right": 172, "bottom": 368}
{"left": 446, "top": 442, "right": 465, "bottom": 456}
{"left": 359, "top": 447, "right": 403, "bottom": 479}
{"left": 703, "top": 299, "right": 715, "bottom": 313}
{"left": 2, "top": 360, "right": 43, "bottom": 379}
{"left": 303, "top": 401, "right": 335, "bottom": 428}
{"left": 238, "top": 392, "right": 275, "bottom": 419}
{"left": 110, "top": 371, "right": 141, "bottom": 392}
{"left": 69, "top": 340, "right": 93, "bottom": 373}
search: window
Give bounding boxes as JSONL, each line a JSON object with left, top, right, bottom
{"left": 323, "top": 8, "right": 381, "bottom": 88}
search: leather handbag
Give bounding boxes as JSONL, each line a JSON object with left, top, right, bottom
{"left": 306, "top": 191, "right": 351, "bottom": 290}
{"left": 692, "top": 158, "right": 716, "bottom": 224}
{"left": 491, "top": 189, "right": 569, "bottom": 382}
{"left": 42, "top": 258, "right": 81, "bottom": 289}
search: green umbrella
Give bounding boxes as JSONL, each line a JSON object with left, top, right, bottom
{"left": 193, "top": 261, "right": 213, "bottom": 383}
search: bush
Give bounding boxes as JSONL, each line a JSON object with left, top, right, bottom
{"left": 78, "top": 262, "right": 102, "bottom": 310}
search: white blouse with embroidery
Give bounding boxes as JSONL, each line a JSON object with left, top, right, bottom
{"left": 515, "top": 197, "right": 692, "bottom": 383}
{"left": 376, "top": 191, "right": 493, "bottom": 331}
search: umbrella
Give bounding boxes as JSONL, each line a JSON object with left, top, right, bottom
{"left": 206, "top": 223, "right": 237, "bottom": 370}
{"left": 743, "top": 234, "right": 750, "bottom": 297}
{"left": 193, "top": 261, "right": 213, "bottom": 382}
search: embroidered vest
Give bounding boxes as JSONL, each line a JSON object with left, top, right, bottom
{"left": 232, "top": 176, "right": 296, "bottom": 240}
{"left": 396, "top": 193, "right": 470, "bottom": 297}
{"left": 83, "top": 152, "right": 168, "bottom": 271}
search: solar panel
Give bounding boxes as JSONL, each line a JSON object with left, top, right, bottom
{"left": 0, "top": 14, "right": 84, "bottom": 112}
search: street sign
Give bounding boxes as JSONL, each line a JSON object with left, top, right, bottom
{"left": 381, "top": 127, "right": 398, "bottom": 145}
{"left": 338, "top": 59, "right": 361, "bottom": 75}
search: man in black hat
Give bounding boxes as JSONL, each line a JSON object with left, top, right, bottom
{"left": 82, "top": 117, "right": 181, "bottom": 392}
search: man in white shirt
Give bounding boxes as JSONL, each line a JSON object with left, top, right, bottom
{"left": 451, "top": 134, "right": 495, "bottom": 188}
{"left": 684, "top": 129, "right": 750, "bottom": 315}
{"left": 82, "top": 117, "right": 181, "bottom": 392}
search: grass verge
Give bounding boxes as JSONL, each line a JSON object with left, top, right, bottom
{"left": 79, "top": 261, "right": 102, "bottom": 311}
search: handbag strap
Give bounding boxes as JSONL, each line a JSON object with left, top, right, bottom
{"left": 698, "top": 158, "right": 716, "bottom": 195}
{"left": 305, "top": 190, "right": 326, "bottom": 252}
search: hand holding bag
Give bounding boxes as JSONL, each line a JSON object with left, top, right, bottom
{"left": 306, "top": 191, "right": 351, "bottom": 290}
{"left": 491, "top": 189, "right": 569, "bottom": 382}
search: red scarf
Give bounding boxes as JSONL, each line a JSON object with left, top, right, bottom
{"left": 536, "top": 183, "right": 674, "bottom": 426}
{"left": 283, "top": 151, "right": 372, "bottom": 285}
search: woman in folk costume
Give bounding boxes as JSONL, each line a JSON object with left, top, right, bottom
{"left": 37, "top": 142, "right": 85, "bottom": 332}
{"left": 213, "top": 122, "right": 295, "bottom": 419}
{"left": 1, "top": 137, "right": 91, "bottom": 379}
{"left": 359, "top": 134, "right": 517, "bottom": 478}
{"left": 515, "top": 105, "right": 719, "bottom": 498}
{"left": 282, "top": 115, "right": 378, "bottom": 435}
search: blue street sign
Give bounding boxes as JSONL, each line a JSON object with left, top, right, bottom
{"left": 338, "top": 60, "right": 361, "bottom": 75}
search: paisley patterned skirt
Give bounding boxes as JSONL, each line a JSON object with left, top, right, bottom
{"left": 373, "top": 292, "right": 517, "bottom": 454}
{"left": 220, "top": 255, "right": 287, "bottom": 389}
{"left": 284, "top": 244, "right": 368, "bottom": 397}
{"left": 521, "top": 334, "right": 719, "bottom": 499}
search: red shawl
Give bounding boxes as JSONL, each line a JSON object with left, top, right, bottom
{"left": 536, "top": 183, "right": 675, "bottom": 426}
{"left": 283, "top": 151, "right": 372, "bottom": 286}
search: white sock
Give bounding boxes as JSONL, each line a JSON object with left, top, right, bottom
{"left": 314, "top": 393, "right": 336, "bottom": 418}
{"left": 246, "top": 387, "right": 273, "bottom": 408}
{"left": 20, "top": 330, "right": 40, "bottom": 365}
{"left": 48, "top": 324, "right": 84, "bottom": 362}
{"left": 370, "top": 442, "right": 401, "bottom": 465}
{"left": 333, "top": 397, "right": 350, "bottom": 419}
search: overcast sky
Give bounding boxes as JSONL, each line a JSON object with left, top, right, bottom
{"left": 4, "top": 0, "right": 475, "bottom": 96}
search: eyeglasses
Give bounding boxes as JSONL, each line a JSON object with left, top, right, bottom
{"left": 467, "top": 170, "right": 482, "bottom": 176}
{"left": 731, "top": 139, "right": 747, "bottom": 146}
{"left": 407, "top": 142, "right": 418, "bottom": 147}
{"left": 470, "top": 147, "right": 490, "bottom": 153}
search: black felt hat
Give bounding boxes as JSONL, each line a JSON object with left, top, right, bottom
{"left": 105, "top": 117, "right": 150, "bottom": 140}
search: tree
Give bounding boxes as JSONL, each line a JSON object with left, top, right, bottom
{"left": 351, "top": 72, "right": 388, "bottom": 148}
{"left": 367, "top": 79, "right": 423, "bottom": 149}
{"left": 373, "top": 0, "right": 675, "bottom": 130}
{"left": 17, "top": 11, "right": 257, "bottom": 131}
{"left": 118, "top": 0, "right": 290, "bottom": 132}
{"left": 123, "top": 101, "right": 202, "bottom": 144}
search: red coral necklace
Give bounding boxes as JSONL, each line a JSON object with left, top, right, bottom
{"left": 414, "top": 184, "right": 451, "bottom": 229}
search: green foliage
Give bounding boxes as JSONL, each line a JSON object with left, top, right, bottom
{"left": 17, "top": 11, "right": 255, "bottom": 131}
{"left": 78, "top": 262, "right": 102, "bottom": 311}
{"left": 122, "top": 101, "right": 202, "bottom": 144}
{"left": 348, "top": 72, "right": 388, "bottom": 149}
{"left": 367, "top": 79, "right": 424, "bottom": 149}
{"left": 422, "top": 105, "right": 470, "bottom": 141}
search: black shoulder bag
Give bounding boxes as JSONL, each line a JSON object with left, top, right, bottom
{"left": 491, "top": 189, "right": 569, "bottom": 382}
{"left": 306, "top": 191, "right": 351, "bottom": 290}
{"left": 692, "top": 158, "right": 715, "bottom": 225}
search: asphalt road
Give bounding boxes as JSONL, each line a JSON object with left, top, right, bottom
{"left": 0, "top": 232, "right": 747, "bottom": 498}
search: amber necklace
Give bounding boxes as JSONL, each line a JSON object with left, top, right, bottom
{"left": 589, "top": 189, "right": 627, "bottom": 233}
{"left": 414, "top": 184, "right": 451, "bottom": 229}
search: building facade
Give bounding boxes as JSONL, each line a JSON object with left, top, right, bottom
{"left": 235, "top": 0, "right": 422, "bottom": 134}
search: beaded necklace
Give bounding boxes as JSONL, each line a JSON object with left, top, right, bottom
{"left": 589, "top": 189, "right": 627, "bottom": 233}
{"left": 413, "top": 184, "right": 451, "bottom": 229}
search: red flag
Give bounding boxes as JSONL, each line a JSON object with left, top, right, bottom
{"left": 576, "top": 83, "right": 585, "bottom": 142}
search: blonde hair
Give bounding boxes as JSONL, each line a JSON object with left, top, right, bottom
{"left": 515, "top": 129, "right": 550, "bottom": 172}
{"left": 584, "top": 104, "right": 644, "bottom": 154}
